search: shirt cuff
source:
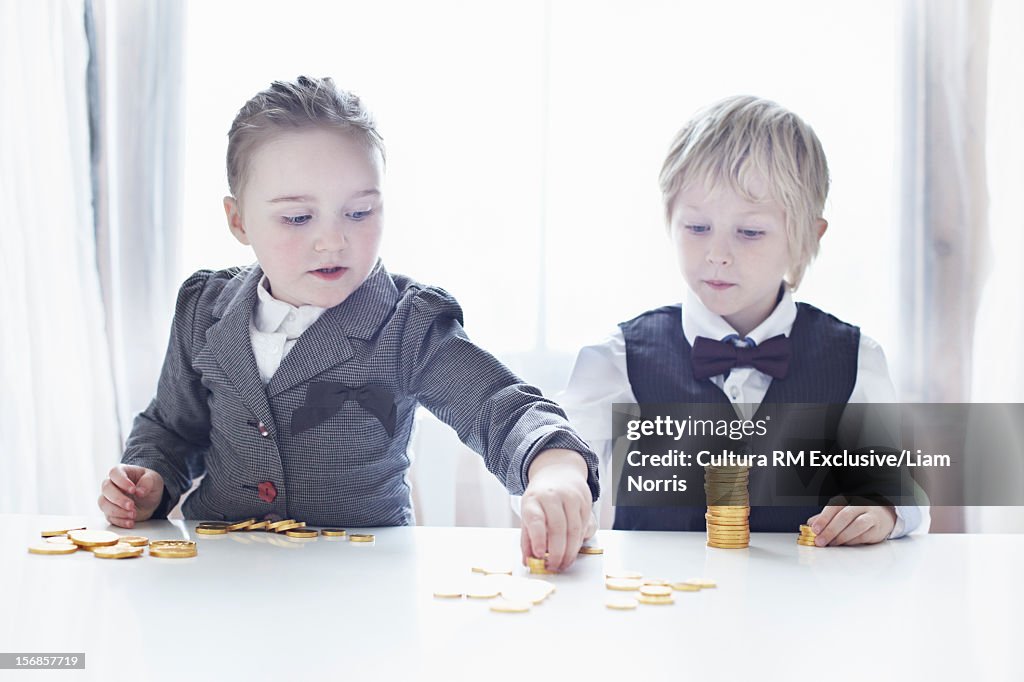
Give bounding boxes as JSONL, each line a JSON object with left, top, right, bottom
{"left": 518, "top": 426, "right": 601, "bottom": 502}
{"left": 888, "top": 505, "right": 919, "bottom": 539}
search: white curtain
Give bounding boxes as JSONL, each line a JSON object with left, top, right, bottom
{"left": 92, "top": 0, "right": 186, "bottom": 436}
{"left": 0, "top": 0, "right": 120, "bottom": 513}
{"left": 968, "top": 0, "right": 1024, "bottom": 532}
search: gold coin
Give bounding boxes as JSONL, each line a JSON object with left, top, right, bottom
{"left": 226, "top": 519, "right": 257, "bottom": 532}
{"left": 67, "top": 530, "right": 120, "bottom": 548}
{"left": 40, "top": 526, "right": 85, "bottom": 538}
{"left": 466, "top": 586, "right": 501, "bottom": 599}
{"left": 150, "top": 540, "right": 197, "bottom": 549}
{"left": 273, "top": 521, "right": 305, "bottom": 533}
{"left": 797, "top": 539, "right": 819, "bottom": 546}
{"left": 267, "top": 519, "right": 297, "bottom": 531}
{"left": 490, "top": 599, "right": 531, "bottom": 613}
{"left": 707, "top": 542, "right": 749, "bottom": 549}
{"left": 637, "top": 595, "right": 675, "bottom": 605}
{"left": 195, "top": 526, "right": 228, "bottom": 535}
{"left": 119, "top": 536, "right": 149, "bottom": 547}
{"left": 285, "top": 528, "right": 318, "bottom": 539}
{"left": 685, "top": 579, "right": 717, "bottom": 588}
{"left": 472, "top": 565, "right": 513, "bottom": 576}
{"left": 670, "top": 582, "right": 702, "bottom": 592}
{"left": 639, "top": 585, "right": 673, "bottom": 597}
{"left": 150, "top": 545, "right": 198, "bottom": 558}
{"left": 605, "top": 570, "right": 643, "bottom": 580}
{"left": 605, "top": 597, "right": 638, "bottom": 610}
{"left": 28, "top": 542, "right": 78, "bottom": 555}
{"left": 247, "top": 521, "right": 271, "bottom": 531}
{"left": 432, "top": 586, "right": 464, "bottom": 598}
{"left": 527, "top": 556, "right": 553, "bottom": 574}
{"left": 196, "top": 522, "right": 230, "bottom": 529}
{"left": 93, "top": 544, "right": 144, "bottom": 559}
{"left": 605, "top": 578, "right": 642, "bottom": 591}
{"left": 642, "top": 578, "right": 669, "bottom": 586}
{"left": 320, "top": 528, "right": 347, "bottom": 537}
{"left": 578, "top": 546, "right": 604, "bottom": 555}
{"left": 348, "top": 533, "right": 375, "bottom": 543}
{"left": 45, "top": 537, "right": 77, "bottom": 546}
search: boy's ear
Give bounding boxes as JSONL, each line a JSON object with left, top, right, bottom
{"left": 815, "top": 219, "right": 828, "bottom": 241}
{"left": 224, "top": 196, "right": 250, "bottom": 245}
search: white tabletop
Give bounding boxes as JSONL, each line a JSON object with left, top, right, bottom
{"left": 1, "top": 513, "right": 1021, "bottom": 682}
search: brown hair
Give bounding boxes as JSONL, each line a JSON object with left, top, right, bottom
{"left": 226, "top": 76, "right": 385, "bottom": 197}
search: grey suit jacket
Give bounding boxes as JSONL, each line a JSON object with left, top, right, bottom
{"left": 123, "top": 261, "right": 600, "bottom": 526}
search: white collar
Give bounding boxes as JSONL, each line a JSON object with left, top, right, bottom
{"left": 253, "top": 275, "right": 327, "bottom": 338}
{"left": 682, "top": 284, "right": 797, "bottom": 347}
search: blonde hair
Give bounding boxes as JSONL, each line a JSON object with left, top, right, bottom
{"left": 659, "top": 95, "right": 829, "bottom": 289}
{"left": 226, "top": 76, "right": 385, "bottom": 198}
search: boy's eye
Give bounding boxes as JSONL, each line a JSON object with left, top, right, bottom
{"left": 283, "top": 215, "right": 312, "bottom": 226}
{"left": 738, "top": 228, "right": 766, "bottom": 239}
{"left": 685, "top": 224, "right": 710, "bottom": 234}
{"left": 346, "top": 208, "right": 373, "bottom": 221}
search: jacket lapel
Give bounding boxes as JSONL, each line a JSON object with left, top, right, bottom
{"left": 267, "top": 261, "right": 399, "bottom": 397}
{"left": 202, "top": 266, "right": 277, "bottom": 433}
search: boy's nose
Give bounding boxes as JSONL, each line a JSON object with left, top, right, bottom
{"left": 705, "top": 244, "right": 732, "bottom": 266}
{"left": 314, "top": 224, "right": 348, "bottom": 253}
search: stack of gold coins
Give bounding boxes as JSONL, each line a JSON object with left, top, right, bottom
{"left": 798, "top": 524, "right": 818, "bottom": 547}
{"left": 704, "top": 465, "right": 750, "bottom": 548}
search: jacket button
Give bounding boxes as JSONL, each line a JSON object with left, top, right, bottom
{"left": 257, "top": 422, "right": 270, "bottom": 437}
{"left": 257, "top": 481, "right": 277, "bottom": 503}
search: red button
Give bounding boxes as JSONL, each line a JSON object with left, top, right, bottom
{"left": 257, "top": 481, "right": 277, "bottom": 503}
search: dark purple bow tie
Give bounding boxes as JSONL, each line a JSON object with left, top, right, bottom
{"left": 691, "top": 334, "right": 791, "bottom": 380}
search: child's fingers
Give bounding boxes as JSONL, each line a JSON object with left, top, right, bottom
{"left": 810, "top": 504, "right": 843, "bottom": 536}
{"left": 543, "top": 500, "right": 569, "bottom": 571}
{"left": 97, "top": 494, "right": 134, "bottom": 526}
{"left": 814, "top": 505, "right": 860, "bottom": 546}
{"left": 520, "top": 496, "right": 549, "bottom": 565}
{"left": 519, "top": 526, "right": 533, "bottom": 567}
{"left": 108, "top": 465, "right": 139, "bottom": 495}
{"left": 552, "top": 500, "right": 585, "bottom": 572}
{"left": 100, "top": 478, "right": 135, "bottom": 513}
{"left": 829, "top": 511, "right": 874, "bottom": 546}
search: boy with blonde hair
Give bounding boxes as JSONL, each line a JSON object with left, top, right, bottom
{"left": 562, "top": 96, "right": 928, "bottom": 544}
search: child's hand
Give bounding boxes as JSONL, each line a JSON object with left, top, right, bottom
{"left": 520, "top": 448, "right": 595, "bottom": 572}
{"left": 808, "top": 504, "right": 896, "bottom": 546}
{"left": 98, "top": 465, "right": 164, "bottom": 528}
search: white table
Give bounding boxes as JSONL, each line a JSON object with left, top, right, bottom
{"left": 1, "top": 514, "right": 1020, "bottom": 682}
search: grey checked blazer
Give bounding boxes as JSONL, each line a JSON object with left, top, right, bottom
{"left": 123, "top": 261, "right": 600, "bottom": 526}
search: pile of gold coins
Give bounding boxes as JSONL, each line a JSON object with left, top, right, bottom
{"left": 798, "top": 524, "right": 819, "bottom": 547}
{"left": 603, "top": 572, "right": 716, "bottom": 609}
{"left": 704, "top": 465, "right": 751, "bottom": 548}
{"left": 27, "top": 520, "right": 375, "bottom": 560}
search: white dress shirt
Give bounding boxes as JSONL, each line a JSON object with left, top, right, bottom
{"left": 559, "top": 287, "right": 929, "bottom": 538}
{"left": 249, "top": 275, "right": 327, "bottom": 384}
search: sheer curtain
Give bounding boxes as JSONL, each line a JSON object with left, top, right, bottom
{"left": 0, "top": 0, "right": 120, "bottom": 513}
{"left": 968, "top": 0, "right": 1024, "bottom": 533}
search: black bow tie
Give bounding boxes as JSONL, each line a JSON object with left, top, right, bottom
{"left": 291, "top": 382, "right": 396, "bottom": 436}
{"left": 691, "top": 334, "right": 792, "bottom": 380}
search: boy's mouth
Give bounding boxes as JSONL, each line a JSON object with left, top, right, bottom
{"left": 704, "top": 280, "right": 735, "bottom": 290}
{"left": 311, "top": 266, "right": 348, "bottom": 281}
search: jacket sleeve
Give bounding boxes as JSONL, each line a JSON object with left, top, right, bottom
{"left": 400, "top": 286, "right": 600, "bottom": 501}
{"left": 121, "top": 271, "right": 214, "bottom": 517}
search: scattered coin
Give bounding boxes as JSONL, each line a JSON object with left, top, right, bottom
{"left": 67, "top": 530, "right": 120, "bottom": 548}
{"left": 40, "top": 526, "right": 85, "bottom": 538}
{"left": 226, "top": 519, "right": 257, "bottom": 532}
{"left": 578, "top": 546, "right": 604, "bottom": 555}
{"left": 28, "top": 542, "right": 78, "bottom": 555}
{"left": 349, "top": 534, "right": 375, "bottom": 543}
{"left": 605, "top": 578, "right": 643, "bottom": 591}
{"left": 489, "top": 598, "right": 531, "bottom": 614}
{"left": 119, "top": 536, "right": 150, "bottom": 547}
{"left": 605, "top": 597, "right": 638, "bottom": 610}
{"left": 320, "top": 528, "right": 347, "bottom": 537}
{"left": 93, "top": 544, "right": 144, "bottom": 559}
{"left": 284, "top": 528, "right": 318, "bottom": 539}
